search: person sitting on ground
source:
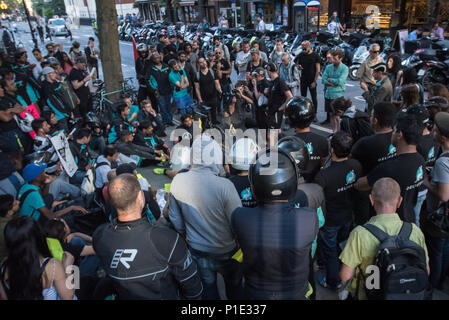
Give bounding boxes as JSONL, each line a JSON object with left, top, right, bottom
{"left": 94, "top": 145, "right": 119, "bottom": 197}
{"left": 340, "top": 177, "right": 430, "bottom": 300}
{"left": 136, "top": 99, "right": 166, "bottom": 137}
{"left": 114, "top": 130, "right": 164, "bottom": 167}
{"left": 134, "top": 121, "right": 170, "bottom": 159}
{"left": 122, "top": 95, "right": 139, "bottom": 125}
{"left": 108, "top": 102, "right": 136, "bottom": 144}
{"left": 1, "top": 216, "right": 76, "bottom": 300}
{"left": 32, "top": 118, "right": 62, "bottom": 175}
{"left": 69, "top": 128, "right": 97, "bottom": 186}
{"left": 17, "top": 163, "right": 87, "bottom": 226}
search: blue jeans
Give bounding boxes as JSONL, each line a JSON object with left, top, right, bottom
{"left": 414, "top": 190, "right": 427, "bottom": 227}
{"left": 319, "top": 221, "right": 352, "bottom": 287}
{"left": 173, "top": 94, "right": 194, "bottom": 115}
{"left": 425, "top": 233, "right": 449, "bottom": 289}
{"left": 89, "top": 135, "right": 106, "bottom": 154}
{"left": 158, "top": 95, "right": 173, "bottom": 125}
{"left": 190, "top": 249, "right": 243, "bottom": 300}
{"left": 70, "top": 237, "right": 100, "bottom": 278}
{"left": 69, "top": 170, "right": 87, "bottom": 186}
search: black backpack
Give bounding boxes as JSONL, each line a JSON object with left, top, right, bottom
{"left": 341, "top": 110, "right": 374, "bottom": 142}
{"left": 362, "top": 222, "right": 430, "bottom": 300}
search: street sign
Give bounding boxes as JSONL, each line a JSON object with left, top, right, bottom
{"left": 232, "top": 3, "right": 236, "bottom": 9}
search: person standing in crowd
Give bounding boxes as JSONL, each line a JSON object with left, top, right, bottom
{"left": 357, "top": 44, "right": 384, "bottom": 89}
{"left": 168, "top": 59, "right": 193, "bottom": 115}
{"left": 84, "top": 37, "right": 99, "bottom": 82}
{"left": 295, "top": 41, "right": 320, "bottom": 112}
{"left": 213, "top": 36, "right": 231, "bottom": 66}
{"left": 322, "top": 49, "right": 349, "bottom": 132}
{"left": 31, "top": 48, "right": 45, "bottom": 80}
{"left": 194, "top": 57, "right": 222, "bottom": 125}
{"left": 177, "top": 50, "right": 196, "bottom": 97}
{"left": 279, "top": 53, "right": 300, "bottom": 97}
{"left": 408, "top": 27, "right": 424, "bottom": 41}
{"left": 386, "top": 53, "right": 403, "bottom": 88}
{"left": 235, "top": 40, "right": 251, "bottom": 82}
{"left": 327, "top": 15, "right": 343, "bottom": 37}
{"left": 93, "top": 173, "right": 203, "bottom": 300}
{"left": 355, "top": 112, "right": 425, "bottom": 223}
{"left": 255, "top": 14, "right": 265, "bottom": 32}
{"left": 314, "top": 131, "right": 362, "bottom": 290}
{"left": 211, "top": 47, "right": 232, "bottom": 112}
{"left": 246, "top": 48, "right": 267, "bottom": 81}
{"left": 340, "top": 178, "right": 429, "bottom": 300}
{"left": 286, "top": 96, "right": 329, "bottom": 183}
{"left": 218, "top": 13, "right": 229, "bottom": 29}
{"left": 68, "top": 56, "right": 92, "bottom": 117}
{"left": 184, "top": 42, "right": 198, "bottom": 73}
{"left": 422, "top": 112, "right": 449, "bottom": 290}
{"left": 1, "top": 216, "right": 76, "bottom": 300}
{"left": 360, "top": 62, "right": 393, "bottom": 113}
{"left": 270, "top": 38, "right": 285, "bottom": 67}
{"left": 69, "top": 41, "right": 85, "bottom": 62}
{"left": 169, "top": 135, "right": 243, "bottom": 300}
{"left": 148, "top": 52, "right": 174, "bottom": 126}
{"left": 135, "top": 44, "right": 154, "bottom": 106}
{"left": 265, "top": 62, "right": 293, "bottom": 141}
{"left": 431, "top": 22, "right": 445, "bottom": 40}
{"left": 232, "top": 147, "right": 318, "bottom": 300}
{"left": 251, "top": 40, "right": 268, "bottom": 62}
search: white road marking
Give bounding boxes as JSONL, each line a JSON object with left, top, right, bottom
{"left": 346, "top": 83, "right": 354, "bottom": 87}
{"left": 310, "top": 124, "right": 333, "bottom": 134}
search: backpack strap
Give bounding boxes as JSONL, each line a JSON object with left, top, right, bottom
{"left": 96, "top": 162, "right": 109, "bottom": 169}
{"left": 363, "top": 224, "right": 390, "bottom": 243}
{"left": 18, "top": 189, "right": 37, "bottom": 207}
{"left": 397, "top": 221, "right": 413, "bottom": 241}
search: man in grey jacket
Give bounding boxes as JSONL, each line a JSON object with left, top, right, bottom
{"left": 279, "top": 53, "right": 300, "bottom": 96}
{"left": 360, "top": 62, "right": 393, "bottom": 113}
{"left": 168, "top": 135, "right": 243, "bottom": 300}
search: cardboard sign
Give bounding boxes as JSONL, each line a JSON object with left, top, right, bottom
{"left": 49, "top": 132, "right": 78, "bottom": 177}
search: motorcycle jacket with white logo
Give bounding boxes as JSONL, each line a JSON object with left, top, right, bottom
{"left": 93, "top": 217, "right": 203, "bottom": 300}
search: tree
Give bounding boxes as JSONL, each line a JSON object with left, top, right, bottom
{"left": 95, "top": 0, "right": 123, "bottom": 102}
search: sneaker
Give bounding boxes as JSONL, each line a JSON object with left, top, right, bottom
{"left": 317, "top": 275, "right": 342, "bottom": 291}
{"left": 153, "top": 168, "right": 166, "bottom": 175}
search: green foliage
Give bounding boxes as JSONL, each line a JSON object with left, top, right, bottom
{"left": 31, "top": 0, "right": 66, "bottom": 18}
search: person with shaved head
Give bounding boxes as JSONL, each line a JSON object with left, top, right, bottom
{"left": 339, "top": 177, "right": 429, "bottom": 300}
{"left": 92, "top": 174, "right": 203, "bottom": 300}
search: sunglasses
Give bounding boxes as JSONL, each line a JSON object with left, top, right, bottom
{"left": 371, "top": 51, "right": 380, "bottom": 53}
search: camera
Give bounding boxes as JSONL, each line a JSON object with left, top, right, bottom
{"left": 231, "top": 89, "right": 238, "bottom": 95}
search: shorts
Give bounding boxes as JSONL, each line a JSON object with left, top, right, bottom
{"left": 267, "top": 110, "right": 284, "bottom": 129}
{"left": 325, "top": 97, "right": 339, "bottom": 114}
{"left": 173, "top": 94, "right": 194, "bottom": 113}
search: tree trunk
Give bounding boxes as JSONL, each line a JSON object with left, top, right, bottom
{"left": 95, "top": 0, "right": 123, "bottom": 102}
{"left": 427, "top": 0, "right": 440, "bottom": 28}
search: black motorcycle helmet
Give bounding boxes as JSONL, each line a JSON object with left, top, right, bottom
{"left": 86, "top": 112, "right": 101, "bottom": 128}
{"left": 285, "top": 96, "right": 316, "bottom": 129}
{"left": 249, "top": 147, "right": 298, "bottom": 202}
{"left": 278, "top": 135, "right": 309, "bottom": 174}
{"left": 137, "top": 43, "right": 149, "bottom": 56}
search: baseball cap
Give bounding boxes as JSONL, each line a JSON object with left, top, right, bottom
{"left": 42, "top": 67, "right": 55, "bottom": 75}
{"left": 434, "top": 112, "right": 449, "bottom": 137}
{"left": 370, "top": 62, "right": 387, "bottom": 72}
{"left": 116, "top": 162, "right": 137, "bottom": 176}
{"left": 252, "top": 67, "right": 265, "bottom": 76}
{"left": 250, "top": 48, "right": 259, "bottom": 54}
{"left": 265, "top": 62, "right": 277, "bottom": 72}
{"left": 47, "top": 57, "right": 60, "bottom": 66}
{"left": 22, "top": 163, "right": 47, "bottom": 182}
{"left": 74, "top": 56, "right": 87, "bottom": 64}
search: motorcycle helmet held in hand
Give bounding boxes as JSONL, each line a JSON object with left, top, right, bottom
{"left": 249, "top": 148, "right": 298, "bottom": 202}
{"left": 86, "top": 112, "right": 101, "bottom": 128}
{"left": 285, "top": 96, "right": 315, "bottom": 129}
{"left": 278, "top": 135, "right": 309, "bottom": 174}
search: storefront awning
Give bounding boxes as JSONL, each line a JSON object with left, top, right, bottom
{"left": 180, "top": 1, "right": 195, "bottom": 6}
{"left": 294, "top": 1, "right": 306, "bottom": 7}
{"left": 307, "top": 0, "right": 320, "bottom": 6}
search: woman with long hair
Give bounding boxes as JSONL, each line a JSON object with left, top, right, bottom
{"left": 0, "top": 216, "right": 75, "bottom": 300}
{"left": 428, "top": 83, "right": 449, "bottom": 102}
{"left": 386, "top": 54, "right": 403, "bottom": 87}
{"left": 60, "top": 52, "right": 73, "bottom": 75}
{"left": 399, "top": 84, "right": 420, "bottom": 110}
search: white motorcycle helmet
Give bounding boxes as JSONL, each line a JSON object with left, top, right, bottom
{"left": 170, "top": 143, "right": 191, "bottom": 171}
{"left": 229, "top": 138, "right": 259, "bottom": 171}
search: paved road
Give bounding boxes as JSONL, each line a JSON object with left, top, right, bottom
{"left": 13, "top": 22, "right": 449, "bottom": 300}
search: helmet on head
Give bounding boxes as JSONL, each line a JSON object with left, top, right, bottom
{"left": 277, "top": 135, "right": 309, "bottom": 174}
{"left": 228, "top": 138, "right": 259, "bottom": 171}
{"left": 404, "top": 104, "right": 430, "bottom": 128}
{"left": 285, "top": 96, "right": 316, "bottom": 129}
{"left": 86, "top": 112, "right": 101, "bottom": 128}
{"left": 249, "top": 148, "right": 298, "bottom": 202}
{"left": 137, "top": 43, "right": 148, "bottom": 54}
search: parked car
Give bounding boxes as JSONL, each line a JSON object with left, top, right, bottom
{"left": 48, "top": 18, "right": 70, "bottom": 36}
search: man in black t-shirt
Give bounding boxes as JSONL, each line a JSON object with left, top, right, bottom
{"left": 350, "top": 102, "right": 397, "bottom": 225}
{"left": 194, "top": 57, "right": 222, "bottom": 125}
{"left": 295, "top": 41, "right": 320, "bottom": 112}
{"left": 314, "top": 131, "right": 362, "bottom": 291}
{"left": 212, "top": 47, "right": 232, "bottom": 112}
{"left": 265, "top": 62, "right": 293, "bottom": 135}
{"left": 68, "top": 56, "right": 92, "bottom": 117}
{"left": 246, "top": 48, "right": 267, "bottom": 82}
{"left": 355, "top": 112, "right": 425, "bottom": 223}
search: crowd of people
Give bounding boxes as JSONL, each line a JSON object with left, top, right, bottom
{"left": 0, "top": 22, "right": 448, "bottom": 302}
